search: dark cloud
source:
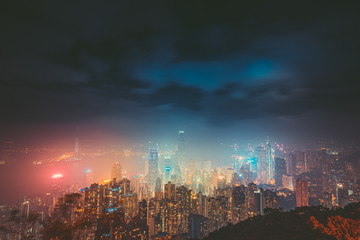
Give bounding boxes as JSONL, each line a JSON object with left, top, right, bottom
{"left": 147, "top": 82, "right": 204, "bottom": 110}
{"left": 0, "top": 0, "right": 359, "bottom": 141}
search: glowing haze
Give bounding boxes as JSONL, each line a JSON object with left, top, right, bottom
{"left": 0, "top": 0, "right": 359, "bottom": 203}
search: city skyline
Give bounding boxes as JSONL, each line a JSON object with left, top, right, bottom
{"left": 1, "top": 1, "right": 360, "bottom": 239}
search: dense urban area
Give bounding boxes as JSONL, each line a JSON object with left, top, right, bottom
{"left": 1, "top": 131, "right": 360, "bottom": 239}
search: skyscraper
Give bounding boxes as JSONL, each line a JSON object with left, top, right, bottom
{"left": 84, "top": 169, "right": 95, "bottom": 187}
{"left": 296, "top": 178, "right": 309, "bottom": 207}
{"left": 292, "top": 151, "right": 306, "bottom": 175}
{"left": 275, "top": 158, "right": 287, "bottom": 188}
{"left": 265, "top": 139, "right": 274, "bottom": 183}
{"left": 175, "top": 130, "right": 185, "bottom": 184}
{"left": 51, "top": 173, "right": 64, "bottom": 199}
{"left": 120, "top": 178, "right": 131, "bottom": 195}
{"left": 255, "top": 146, "right": 266, "bottom": 183}
{"left": 188, "top": 214, "right": 208, "bottom": 239}
{"left": 111, "top": 162, "right": 122, "bottom": 182}
{"left": 148, "top": 148, "right": 159, "bottom": 193}
{"left": 232, "top": 185, "right": 246, "bottom": 222}
{"left": 164, "top": 181, "right": 176, "bottom": 200}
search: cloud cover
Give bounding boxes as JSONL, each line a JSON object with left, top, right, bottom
{"left": 0, "top": 0, "right": 359, "bottom": 141}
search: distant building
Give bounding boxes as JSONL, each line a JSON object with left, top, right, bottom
{"left": 84, "top": 169, "right": 95, "bottom": 187}
{"left": 291, "top": 151, "right": 306, "bottom": 175}
{"left": 265, "top": 139, "right": 275, "bottom": 183}
{"left": 148, "top": 148, "right": 159, "bottom": 193}
{"left": 111, "top": 162, "right": 122, "bottom": 183}
{"left": 282, "top": 175, "right": 294, "bottom": 191}
{"left": 120, "top": 178, "right": 131, "bottom": 195}
{"left": 275, "top": 158, "right": 287, "bottom": 188}
{"left": 164, "top": 181, "right": 176, "bottom": 200}
{"left": 296, "top": 178, "right": 309, "bottom": 207}
{"left": 256, "top": 146, "right": 267, "bottom": 184}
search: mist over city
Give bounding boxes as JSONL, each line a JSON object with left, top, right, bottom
{"left": 1, "top": 1, "right": 360, "bottom": 239}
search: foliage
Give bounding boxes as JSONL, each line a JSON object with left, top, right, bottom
{"left": 204, "top": 203, "right": 360, "bottom": 240}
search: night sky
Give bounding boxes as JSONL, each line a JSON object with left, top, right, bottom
{"left": 1, "top": 1, "right": 360, "bottom": 144}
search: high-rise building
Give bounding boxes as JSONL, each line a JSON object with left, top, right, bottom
{"left": 163, "top": 156, "right": 173, "bottom": 183}
{"left": 206, "top": 196, "right": 229, "bottom": 232}
{"left": 164, "top": 182, "right": 176, "bottom": 201}
{"left": 84, "top": 169, "right": 95, "bottom": 187}
{"left": 263, "top": 189, "right": 280, "bottom": 209}
{"left": 282, "top": 175, "right": 294, "bottom": 191}
{"left": 292, "top": 151, "right": 306, "bottom": 175}
{"left": 84, "top": 183, "right": 100, "bottom": 219}
{"left": 120, "top": 178, "right": 131, "bottom": 195}
{"left": 274, "top": 158, "right": 287, "bottom": 188}
{"left": 148, "top": 148, "right": 159, "bottom": 193}
{"left": 256, "top": 146, "right": 267, "bottom": 183}
{"left": 139, "top": 199, "right": 147, "bottom": 221}
{"left": 176, "top": 186, "right": 191, "bottom": 233}
{"left": 217, "top": 175, "right": 226, "bottom": 189}
{"left": 296, "top": 178, "right": 309, "bottom": 207}
{"left": 246, "top": 182, "right": 257, "bottom": 217}
{"left": 231, "top": 185, "right": 246, "bottom": 223}
{"left": 288, "top": 153, "right": 296, "bottom": 176}
{"left": 51, "top": 173, "right": 64, "bottom": 199}
{"left": 160, "top": 198, "right": 179, "bottom": 235}
{"left": 188, "top": 214, "right": 208, "bottom": 239}
{"left": 111, "top": 162, "right": 122, "bottom": 183}
{"left": 175, "top": 130, "right": 185, "bottom": 184}
{"left": 155, "top": 178, "right": 162, "bottom": 200}
{"left": 265, "top": 139, "right": 275, "bottom": 183}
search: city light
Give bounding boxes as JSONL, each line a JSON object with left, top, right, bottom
{"left": 51, "top": 173, "right": 63, "bottom": 179}
{"left": 103, "top": 179, "right": 111, "bottom": 184}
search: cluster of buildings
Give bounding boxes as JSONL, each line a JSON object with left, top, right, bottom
{"left": 1, "top": 133, "right": 360, "bottom": 239}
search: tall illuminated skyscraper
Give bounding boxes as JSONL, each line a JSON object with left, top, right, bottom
{"left": 84, "top": 169, "right": 95, "bottom": 187}
{"left": 174, "top": 130, "right": 185, "bottom": 185}
{"left": 256, "top": 146, "right": 266, "bottom": 183}
{"left": 148, "top": 148, "right": 159, "bottom": 193}
{"left": 111, "top": 162, "right": 122, "bottom": 182}
{"left": 51, "top": 173, "right": 64, "bottom": 199}
{"left": 265, "top": 138, "right": 274, "bottom": 183}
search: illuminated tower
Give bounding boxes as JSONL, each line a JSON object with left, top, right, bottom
{"left": 155, "top": 177, "right": 162, "bottom": 200}
{"left": 84, "top": 169, "right": 95, "bottom": 187}
{"left": 174, "top": 130, "right": 185, "bottom": 185}
{"left": 265, "top": 138, "right": 274, "bottom": 183}
{"left": 148, "top": 148, "right": 159, "bottom": 193}
{"left": 178, "top": 130, "right": 185, "bottom": 158}
{"left": 111, "top": 162, "right": 122, "bottom": 183}
{"left": 51, "top": 173, "right": 64, "bottom": 199}
{"left": 296, "top": 178, "right": 309, "bottom": 207}
{"left": 255, "top": 146, "right": 266, "bottom": 183}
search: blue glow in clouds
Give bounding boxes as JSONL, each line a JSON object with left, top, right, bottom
{"left": 133, "top": 57, "right": 284, "bottom": 91}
